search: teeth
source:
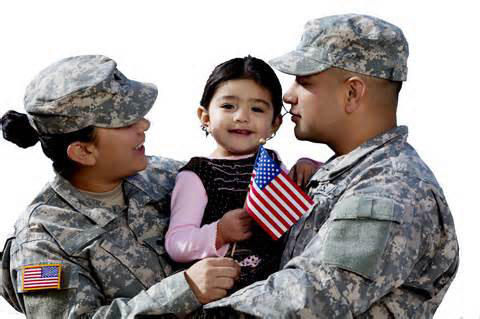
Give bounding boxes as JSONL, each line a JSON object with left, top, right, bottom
{"left": 135, "top": 143, "right": 144, "bottom": 150}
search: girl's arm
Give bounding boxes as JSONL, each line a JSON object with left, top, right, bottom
{"left": 165, "top": 171, "right": 229, "bottom": 262}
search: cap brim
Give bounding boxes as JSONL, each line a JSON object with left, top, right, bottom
{"left": 269, "top": 50, "right": 331, "bottom": 76}
{"left": 99, "top": 80, "right": 158, "bottom": 129}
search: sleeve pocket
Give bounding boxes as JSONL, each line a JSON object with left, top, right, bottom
{"left": 321, "top": 196, "right": 401, "bottom": 280}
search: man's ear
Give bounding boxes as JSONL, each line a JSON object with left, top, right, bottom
{"left": 344, "top": 76, "right": 366, "bottom": 114}
{"left": 66, "top": 141, "right": 97, "bottom": 166}
{"left": 197, "top": 106, "right": 210, "bottom": 128}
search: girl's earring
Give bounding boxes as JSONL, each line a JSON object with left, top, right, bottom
{"left": 201, "top": 125, "right": 209, "bottom": 137}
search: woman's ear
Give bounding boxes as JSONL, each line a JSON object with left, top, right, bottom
{"left": 197, "top": 106, "right": 210, "bottom": 128}
{"left": 66, "top": 142, "right": 97, "bottom": 166}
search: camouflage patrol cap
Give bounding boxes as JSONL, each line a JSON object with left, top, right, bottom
{"left": 270, "top": 14, "right": 409, "bottom": 81}
{"left": 24, "top": 55, "right": 157, "bottom": 135}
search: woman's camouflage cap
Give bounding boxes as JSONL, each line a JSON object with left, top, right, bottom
{"left": 24, "top": 55, "right": 158, "bottom": 135}
{"left": 270, "top": 14, "right": 409, "bottom": 81}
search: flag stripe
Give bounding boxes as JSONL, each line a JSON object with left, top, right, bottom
{"left": 274, "top": 176, "right": 309, "bottom": 211}
{"left": 245, "top": 196, "right": 281, "bottom": 239}
{"left": 263, "top": 183, "right": 301, "bottom": 220}
{"left": 249, "top": 190, "right": 288, "bottom": 232}
{"left": 269, "top": 182, "right": 305, "bottom": 219}
{"left": 279, "top": 171, "right": 314, "bottom": 205}
{"left": 251, "top": 184, "right": 293, "bottom": 227}
{"left": 246, "top": 194, "right": 284, "bottom": 234}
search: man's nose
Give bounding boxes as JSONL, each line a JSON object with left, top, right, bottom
{"left": 283, "top": 85, "right": 298, "bottom": 105}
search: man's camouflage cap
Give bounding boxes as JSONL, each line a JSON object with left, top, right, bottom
{"left": 270, "top": 14, "right": 409, "bottom": 81}
{"left": 24, "top": 55, "right": 158, "bottom": 135}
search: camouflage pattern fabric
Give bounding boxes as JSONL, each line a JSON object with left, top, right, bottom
{"left": 270, "top": 14, "right": 409, "bottom": 81}
{"left": 204, "top": 126, "right": 459, "bottom": 318}
{"left": 8, "top": 156, "right": 202, "bottom": 318}
{"left": 24, "top": 55, "right": 157, "bottom": 134}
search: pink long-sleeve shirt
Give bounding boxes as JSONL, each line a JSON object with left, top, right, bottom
{"left": 165, "top": 169, "right": 230, "bottom": 262}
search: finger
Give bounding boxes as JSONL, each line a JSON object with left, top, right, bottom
{"left": 296, "top": 171, "right": 304, "bottom": 186}
{"left": 288, "top": 165, "right": 297, "bottom": 180}
{"left": 207, "top": 257, "right": 241, "bottom": 271}
{"left": 213, "top": 277, "right": 235, "bottom": 289}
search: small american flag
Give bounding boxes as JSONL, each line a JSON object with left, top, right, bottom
{"left": 22, "top": 264, "right": 61, "bottom": 291}
{"left": 245, "top": 146, "right": 314, "bottom": 240}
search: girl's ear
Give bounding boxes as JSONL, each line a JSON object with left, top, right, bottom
{"left": 197, "top": 106, "right": 210, "bottom": 127}
{"left": 272, "top": 115, "right": 282, "bottom": 134}
{"left": 66, "top": 141, "right": 97, "bottom": 166}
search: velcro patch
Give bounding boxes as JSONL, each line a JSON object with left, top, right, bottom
{"left": 22, "top": 264, "right": 61, "bottom": 291}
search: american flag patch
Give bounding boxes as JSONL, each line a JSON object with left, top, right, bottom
{"left": 22, "top": 264, "right": 61, "bottom": 291}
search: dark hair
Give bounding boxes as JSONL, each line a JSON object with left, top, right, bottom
{"left": 200, "top": 56, "right": 283, "bottom": 121}
{"left": 1, "top": 110, "right": 96, "bottom": 177}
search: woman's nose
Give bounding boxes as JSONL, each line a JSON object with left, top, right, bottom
{"left": 136, "top": 118, "right": 150, "bottom": 132}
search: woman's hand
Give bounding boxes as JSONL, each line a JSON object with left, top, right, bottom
{"left": 185, "top": 257, "right": 240, "bottom": 304}
{"left": 289, "top": 158, "right": 323, "bottom": 189}
{"left": 216, "top": 208, "right": 252, "bottom": 248}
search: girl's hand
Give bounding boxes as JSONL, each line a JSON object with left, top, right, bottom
{"left": 216, "top": 208, "right": 252, "bottom": 248}
{"left": 289, "top": 158, "right": 323, "bottom": 189}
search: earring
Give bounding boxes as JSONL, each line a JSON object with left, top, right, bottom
{"left": 201, "top": 125, "right": 209, "bottom": 137}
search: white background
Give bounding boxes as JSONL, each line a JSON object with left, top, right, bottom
{"left": 0, "top": 1, "right": 478, "bottom": 318}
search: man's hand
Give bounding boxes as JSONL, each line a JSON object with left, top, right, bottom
{"left": 289, "top": 158, "right": 323, "bottom": 189}
{"left": 216, "top": 208, "right": 252, "bottom": 248}
{"left": 185, "top": 257, "right": 241, "bottom": 304}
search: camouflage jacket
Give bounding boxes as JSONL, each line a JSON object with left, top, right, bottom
{"left": 205, "top": 126, "right": 459, "bottom": 318}
{"left": 5, "top": 156, "right": 200, "bottom": 318}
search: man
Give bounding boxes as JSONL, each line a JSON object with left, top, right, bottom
{"left": 205, "top": 14, "right": 459, "bottom": 318}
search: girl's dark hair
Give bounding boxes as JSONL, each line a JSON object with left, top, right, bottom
{"left": 1, "top": 110, "right": 96, "bottom": 177}
{"left": 200, "top": 56, "right": 283, "bottom": 121}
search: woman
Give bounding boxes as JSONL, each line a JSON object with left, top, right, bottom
{"left": 0, "top": 55, "right": 239, "bottom": 318}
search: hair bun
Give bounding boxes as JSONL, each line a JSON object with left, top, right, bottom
{"left": 1, "top": 110, "right": 39, "bottom": 148}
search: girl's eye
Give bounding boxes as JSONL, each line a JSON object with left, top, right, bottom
{"left": 252, "top": 106, "right": 265, "bottom": 113}
{"left": 220, "top": 104, "right": 234, "bottom": 110}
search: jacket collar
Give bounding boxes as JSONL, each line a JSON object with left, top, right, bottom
{"left": 311, "top": 125, "right": 408, "bottom": 182}
{"left": 50, "top": 171, "right": 166, "bottom": 227}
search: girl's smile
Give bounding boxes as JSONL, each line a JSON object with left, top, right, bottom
{"left": 198, "top": 79, "right": 280, "bottom": 158}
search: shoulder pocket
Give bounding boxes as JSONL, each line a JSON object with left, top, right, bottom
{"left": 321, "top": 196, "right": 401, "bottom": 280}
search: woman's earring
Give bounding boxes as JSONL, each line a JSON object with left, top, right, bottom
{"left": 201, "top": 125, "right": 209, "bottom": 137}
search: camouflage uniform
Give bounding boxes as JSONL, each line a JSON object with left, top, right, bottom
{"left": 204, "top": 14, "right": 459, "bottom": 318}
{"left": 8, "top": 156, "right": 202, "bottom": 318}
{"left": 1, "top": 55, "right": 202, "bottom": 318}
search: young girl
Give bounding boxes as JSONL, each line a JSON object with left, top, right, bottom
{"left": 165, "top": 56, "right": 285, "bottom": 290}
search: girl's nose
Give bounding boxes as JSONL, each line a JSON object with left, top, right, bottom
{"left": 233, "top": 109, "right": 249, "bottom": 123}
